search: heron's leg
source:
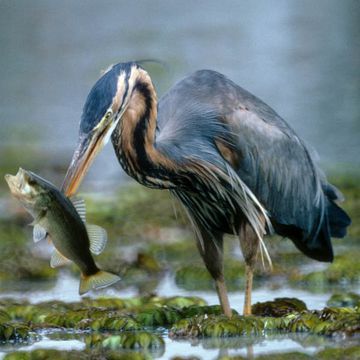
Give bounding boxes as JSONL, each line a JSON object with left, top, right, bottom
{"left": 239, "top": 222, "right": 260, "bottom": 316}
{"left": 195, "top": 228, "right": 232, "bottom": 318}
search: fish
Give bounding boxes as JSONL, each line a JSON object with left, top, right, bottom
{"left": 4, "top": 168, "right": 120, "bottom": 295}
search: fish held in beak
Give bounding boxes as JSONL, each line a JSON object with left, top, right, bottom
{"left": 62, "top": 116, "right": 118, "bottom": 197}
{"left": 62, "top": 133, "right": 103, "bottom": 197}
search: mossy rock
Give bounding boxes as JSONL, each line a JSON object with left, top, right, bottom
{"left": 252, "top": 297, "right": 307, "bottom": 317}
{"left": 327, "top": 292, "right": 360, "bottom": 307}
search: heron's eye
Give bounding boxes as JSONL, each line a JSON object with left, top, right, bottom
{"left": 105, "top": 110, "right": 113, "bottom": 120}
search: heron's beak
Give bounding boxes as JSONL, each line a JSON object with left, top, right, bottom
{"left": 62, "top": 122, "right": 115, "bottom": 197}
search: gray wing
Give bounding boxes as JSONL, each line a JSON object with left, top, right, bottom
{"left": 156, "top": 69, "right": 327, "bottom": 239}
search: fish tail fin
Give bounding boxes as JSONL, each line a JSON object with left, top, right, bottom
{"left": 79, "top": 270, "right": 121, "bottom": 295}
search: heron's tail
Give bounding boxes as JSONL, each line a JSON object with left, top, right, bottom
{"left": 304, "top": 198, "right": 351, "bottom": 262}
{"left": 327, "top": 199, "right": 351, "bottom": 238}
{"left": 273, "top": 197, "right": 351, "bottom": 263}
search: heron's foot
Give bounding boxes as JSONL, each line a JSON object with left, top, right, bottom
{"left": 215, "top": 277, "right": 232, "bottom": 318}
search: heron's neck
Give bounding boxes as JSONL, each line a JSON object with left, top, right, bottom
{"left": 111, "top": 68, "right": 175, "bottom": 189}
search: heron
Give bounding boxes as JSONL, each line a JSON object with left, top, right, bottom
{"left": 62, "top": 62, "right": 351, "bottom": 317}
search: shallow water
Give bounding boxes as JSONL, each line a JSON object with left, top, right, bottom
{"left": 1, "top": 270, "right": 359, "bottom": 359}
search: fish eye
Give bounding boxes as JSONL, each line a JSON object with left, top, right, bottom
{"left": 27, "top": 179, "right": 37, "bottom": 186}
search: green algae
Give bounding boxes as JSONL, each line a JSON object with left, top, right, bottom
{"left": 218, "top": 345, "right": 360, "bottom": 360}
{"left": 3, "top": 349, "right": 151, "bottom": 360}
{"left": 316, "top": 345, "right": 360, "bottom": 360}
{"left": 175, "top": 259, "right": 246, "bottom": 292}
{"left": 0, "top": 321, "right": 32, "bottom": 342}
{"left": 219, "top": 353, "right": 312, "bottom": 360}
{"left": 0, "top": 296, "right": 208, "bottom": 331}
{"left": 2, "top": 297, "right": 360, "bottom": 341}
{"left": 0, "top": 220, "right": 57, "bottom": 282}
{"left": 170, "top": 314, "right": 265, "bottom": 338}
{"left": 86, "top": 331, "right": 165, "bottom": 351}
{"left": 169, "top": 305, "right": 360, "bottom": 338}
{"left": 289, "top": 250, "right": 360, "bottom": 288}
{"left": 327, "top": 292, "right": 360, "bottom": 307}
{"left": 84, "top": 184, "right": 186, "bottom": 241}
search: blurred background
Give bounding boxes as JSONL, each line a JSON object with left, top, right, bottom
{"left": 0, "top": 1, "right": 359, "bottom": 358}
{"left": 0, "top": 0, "right": 359, "bottom": 191}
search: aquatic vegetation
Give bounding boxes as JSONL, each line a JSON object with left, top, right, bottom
{"left": 169, "top": 305, "right": 360, "bottom": 338}
{"left": 219, "top": 353, "right": 312, "bottom": 360}
{"left": 327, "top": 292, "right": 360, "bottom": 307}
{"left": 252, "top": 298, "right": 307, "bottom": 317}
{"left": 218, "top": 345, "right": 360, "bottom": 360}
{"left": 289, "top": 250, "right": 360, "bottom": 287}
{"left": 0, "top": 175, "right": 359, "bottom": 358}
{"left": 175, "top": 259, "right": 247, "bottom": 292}
{"left": 84, "top": 184, "right": 187, "bottom": 241}
{"left": 0, "top": 220, "right": 58, "bottom": 282}
{"left": 3, "top": 349, "right": 151, "bottom": 360}
{"left": 331, "top": 174, "right": 360, "bottom": 239}
{"left": 170, "top": 314, "right": 265, "bottom": 338}
{"left": 0, "top": 320, "right": 32, "bottom": 342}
{"left": 86, "top": 331, "right": 165, "bottom": 351}
{"left": 135, "top": 306, "right": 183, "bottom": 327}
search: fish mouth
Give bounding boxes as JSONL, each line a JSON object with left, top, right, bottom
{"left": 4, "top": 168, "right": 26, "bottom": 197}
{"left": 4, "top": 173, "right": 17, "bottom": 191}
{"left": 61, "top": 123, "right": 114, "bottom": 197}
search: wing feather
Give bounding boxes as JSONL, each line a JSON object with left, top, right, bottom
{"left": 155, "top": 69, "right": 345, "bottom": 259}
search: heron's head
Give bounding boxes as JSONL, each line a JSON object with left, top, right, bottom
{"left": 62, "top": 62, "right": 152, "bottom": 196}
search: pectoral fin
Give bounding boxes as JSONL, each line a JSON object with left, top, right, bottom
{"left": 50, "top": 249, "right": 71, "bottom": 268}
{"left": 86, "top": 224, "right": 108, "bottom": 255}
{"left": 33, "top": 224, "right": 47, "bottom": 243}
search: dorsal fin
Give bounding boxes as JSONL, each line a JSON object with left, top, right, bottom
{"left": 86, "top": 224, "right": 108, "bottom": 255}
{"left": 70, "top": 196, "right": 86, "bottom": 222}
{"left": 50, "top": 249, "right": 71, "bottom": 268}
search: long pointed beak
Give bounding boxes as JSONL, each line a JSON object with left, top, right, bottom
{"left": 62, "top": 132, "right": 105, "bottom": 197}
